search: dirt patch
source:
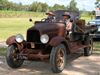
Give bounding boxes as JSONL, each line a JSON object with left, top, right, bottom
{"left": 0, "top": 41, "right": 7, "bottom": 48}
{"left": 0, "top": 53, "right": 100, "bottom": 75}
{"left": 0, "top": 42, "right": 100, "bottom": 75}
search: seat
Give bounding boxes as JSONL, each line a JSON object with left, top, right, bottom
{"left": 71, "top": 19, "right": 86, "bottom": 41}
{"left": 75, "top": 19, "right": 85, "bottom": 33}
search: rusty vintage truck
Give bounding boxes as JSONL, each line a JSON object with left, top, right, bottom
{"left": 6, "top": 10, "right": 97, "bottom": 73}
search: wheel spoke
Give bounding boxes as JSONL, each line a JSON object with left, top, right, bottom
{"left": 56, "top": 48, "right": 65, "bottom": 69}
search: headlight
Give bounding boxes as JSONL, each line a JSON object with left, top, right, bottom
{"left": 15, "top": 34, "right": 24, "bottom": 43}
{"left": 40, "top": 34, "right": 49, "bottom": 44}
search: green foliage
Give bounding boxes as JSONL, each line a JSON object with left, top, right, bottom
{"left": 30, "top": 2, "right": 49, "bottom": 12}
{"left": 0, "top": 1, "right": 68, "bottom": 12}
{"left": 52, "top": 4, "right": 66, "bottom": 11}
{"left": 0, "top": 1, "right": 67, "bottom": 12}
{"left": 0, "top": 0, "right": 80, "bottom": 12}
{"left": 29, "top": 2, "right": 66, "bottom": 12}
{"left": 67, "top": 0, "right": 79, "bottom": 11}
{"left": 0, "top": 0, "right": 30, "bottom": 11}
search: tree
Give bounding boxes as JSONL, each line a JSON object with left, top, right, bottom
{"left": 41, "top": 3, "right": 48, "bottom": 12}
{"left": 0, "top": 0, "right": 8, "bottom": 2}
{"left": 51, "top": 4, "right": 66, "bottom": 11}
{"left": 67, "top": 0, "right": 79, "bottom": 11}
{"left": 30, "top": 2, "right": 49, "bottom": 12}
{"left": 0, "top": 0, "right": 8, "bottom": 10}
{"left": 30, "top": 2, "right": 38, "bottom": 11}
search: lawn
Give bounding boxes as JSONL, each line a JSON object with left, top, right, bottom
{"left": 0, "top": 10, "right": 46, "bottom": 18}
{"left": 0, "top": 18, "right": 43, "bottom": 41}
{"left": 94, "top": 42, "right": 100, "bottom": 49}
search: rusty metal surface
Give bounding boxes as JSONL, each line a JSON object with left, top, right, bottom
{"left": 6, "top": 35, "right": 16, "bottom": 45}
{"left": 28, "top": 52, "right": 49, "bottom": 60}
{"left": 28, "top": 22, "right": 65, "bottom": 35}
{"left": 69, "top": 42, "right": 91, "bottom": 53}
{"left": 27, "top": 22, "right": 66, "bottom": 44}
{"left": 49, "top": 36, "right": 68, "bottom": 47}
{"left": 18, "top": 48, "right": 49, "bottom": 61}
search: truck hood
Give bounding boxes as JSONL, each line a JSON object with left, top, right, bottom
{"left": 28, "top": 22, "right": 65, "bottom": 35}
{"left": 27, "top": 22, "right": 65, "bottom": 42}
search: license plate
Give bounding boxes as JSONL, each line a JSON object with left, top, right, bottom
{"left": 31, "top": 43, "right": 35, "bottom": 48}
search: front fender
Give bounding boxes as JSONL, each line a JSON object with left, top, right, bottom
{"left": 6, "top": 35, "right": 25, "bottom": 50}
{"left": 6, "top": 35, "right": 16, "bottom": 45}
{"left": 49, "top": 36, "right": 68, "bottom": 47}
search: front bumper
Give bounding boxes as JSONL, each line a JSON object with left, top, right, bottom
{"left": 17, "top": 42, "right": 49, "bottom": 61}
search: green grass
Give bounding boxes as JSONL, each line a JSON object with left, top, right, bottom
{"left": 94, "top": 42, "right": 100, "bottom": 49}
{"left": 0, "top": 11, "right": 46, "bottom": 41}
{"left": 0, "top": 18, "right": 43, "bottom": 41}
{"left": 0, "top": 10, "right": 46, "bottom": 18}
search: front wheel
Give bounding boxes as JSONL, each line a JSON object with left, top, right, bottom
{"left": 50, "top": 44, "right": 66, "bottom": 73}
{"left": 84, "top": 38, "right": 93, "bottom": 56}
{"left": 6, "top": 45, "right": 24, "bottom": 68}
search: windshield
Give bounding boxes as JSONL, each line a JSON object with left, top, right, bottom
{"left": 96, "top": 16, "right": 100, "bottom": 19}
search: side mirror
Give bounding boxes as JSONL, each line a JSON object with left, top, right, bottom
{"left": 29, "top": 18, "right": 33, "bottom": 22}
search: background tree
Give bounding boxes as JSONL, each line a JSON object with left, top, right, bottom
{"left": 0, "top": 0, "right": 8, "bottom": 10}
{"left": 67, "top": 0, "right": 79, "bottom": 11}
{"left": 0, "top": 0, "right": 78, "bottom": 12}
{"left": 52, "top": 4, "right": 66, "bottom": 11}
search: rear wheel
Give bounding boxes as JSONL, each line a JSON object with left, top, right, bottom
{"left": 84, "top": 37, "right": 93, "bottom": 56}
{"left": 6, "top": 45, "right": 24, "bottom": 68}
{"left": 50, "top": 44, "right": 66, "bottom": 73}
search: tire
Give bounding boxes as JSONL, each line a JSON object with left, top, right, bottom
{"left": 50, "top": 44, "right": 66, "bottom": 73}
{"left": 6, "top": 45, "right": 24, "bottom": 68}
{"left": 84, "top": 37, "right": 93, "bottom": 56}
